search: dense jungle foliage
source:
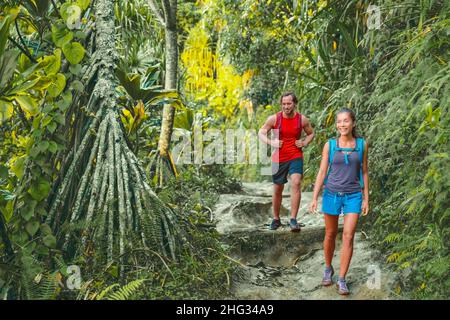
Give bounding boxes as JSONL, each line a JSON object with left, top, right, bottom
{"left": 0, "top": 0, "right": 448, "bottom": 299}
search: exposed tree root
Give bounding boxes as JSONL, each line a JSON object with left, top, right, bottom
{"left": 47, "top": 109, "right": 186, "bottom": 273}
{"left": 148, "top": 150, "right": 178, "bottom": 188}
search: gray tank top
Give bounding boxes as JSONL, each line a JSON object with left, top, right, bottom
{"left": 325, "top": 149, "right": 361, "bottom": 194}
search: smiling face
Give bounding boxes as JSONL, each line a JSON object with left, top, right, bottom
{"left": 336, "top": 111, "right": 355, "bottom": 137}
{"left": 281, "top": 95, "right": 296, "bottom": 116}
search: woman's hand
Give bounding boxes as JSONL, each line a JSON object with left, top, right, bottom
{"left": 361, "top": 199, "right": 369, "bottom": 216}
{"left": 309, "top": 199, "right": 318, "bottom": 214}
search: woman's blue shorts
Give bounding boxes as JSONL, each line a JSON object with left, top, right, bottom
{"left": 322, "top": 189, "right": 362, "bottom": 215}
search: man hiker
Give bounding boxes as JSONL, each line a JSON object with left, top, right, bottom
{"left": 258, "top": 92, "right": 315, "bottom": 232}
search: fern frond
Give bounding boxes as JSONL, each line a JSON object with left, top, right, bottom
{"left": 104, "top": 279, "right": 147, "bottom": 300}
{"left": 96, "top": 283, "right": 120, "bottom": 300}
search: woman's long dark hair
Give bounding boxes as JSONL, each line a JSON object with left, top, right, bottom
{"left": 336, "top": 108, "right": 360, "bottom": 138}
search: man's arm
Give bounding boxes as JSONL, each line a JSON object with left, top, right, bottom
{"left": 258, "top": 115, "right": 282, "bottom": 148}
{"left": 295, "top": 115, "right": 315, "bottom": 148}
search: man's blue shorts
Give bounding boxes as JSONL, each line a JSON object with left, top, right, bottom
{"left": 322, "top": 188, "right": 362, "bottom": 215}
{"left": 272, "top": 157, "right": 303, "bottom": 185}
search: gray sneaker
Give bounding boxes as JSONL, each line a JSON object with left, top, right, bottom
{"left": 322, "top": 266, "right": 334, "bottom": 286}
{"left": 337, "top": 278, "right": 350, "bottom": 295}
{"left": 270, "top": 219, "right": 282, "bottom": 230}
{"left": 289, "top": 218, "right": 301, "bottom": 232}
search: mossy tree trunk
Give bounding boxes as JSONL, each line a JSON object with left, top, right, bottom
{"left": 149, "top": 0, "right": 178, "bottom": 184}
{"left": 47, "top": 0, "right": 184, "bottom": 275}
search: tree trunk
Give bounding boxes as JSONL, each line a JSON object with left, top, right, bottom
{"left": 157, "top": 22, "right": 178, "bottom": 157}
{"left": 157, "top": 0, "right": 178, "bottom": 157}
{"left": 46, "top": 0, "right": 185, "bottom": 274}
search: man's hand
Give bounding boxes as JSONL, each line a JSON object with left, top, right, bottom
{"left": 361, "top": 199, "right": 369, "bottom": 216}
{"left": 270, "top": 139, "right": 283, "bottom": 148}
{"left": 309, "top": 199, "right": 318, "bottom": 214}
{"left": 295, "top": 139, "right": 307, "bottom": 149}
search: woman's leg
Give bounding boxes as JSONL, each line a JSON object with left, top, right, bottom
{"left": 339, "top": 213, "right": 359, "bottom": 278}
{"left": 324, "top": 214, "right": 339, "bottom": 267}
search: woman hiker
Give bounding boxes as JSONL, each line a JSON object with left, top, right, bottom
{"left": 258, "top": 92, "right": 315, "bottom": 232}
{"left": 309, "top": 108, "right": 369, "bottom": 295}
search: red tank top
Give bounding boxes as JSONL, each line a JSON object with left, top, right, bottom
{"left": 271, "top": 112, "right": 303, "bottom": 163}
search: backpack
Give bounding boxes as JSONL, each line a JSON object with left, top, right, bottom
{"left": 324, "top": 137, "right": 365, "bottom": 188}
{"left": 274, "top": 111, "right": 302, "bottom": 140}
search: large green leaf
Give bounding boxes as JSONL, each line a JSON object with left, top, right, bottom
{"left": 9, "top": 155, "right": 26, "bottom": 179}
{"left": 63, "top": 4, "right": 82, "bottom": 30}
{"left": 22, "top": 0, "right": 51, "bottom": 18}
{"left": 25, "top": 220, "right": 40, "bottom": 236}
{"left": 33, "top": 76, "right": 53, "bottom": 92}
{"left": 58, "top": 91, "right": 72, "bottom": 111}
{"left": 43, "top": 234, "right": 56, "bottom": 248}
{"left": 116, "top": 69, "right": 182, "bottom": 109}
{"left": 62, "top": 42, "right": 85, "bottom": 64}
{"left": 47, "top": 122, "right": 57, "bottom": 133}
{"left": 141, "top": 65, "right": 162, "bottom": 89}
{"left": 48, "top": 141, "right": 58, "bottom": 153}
{"left": 20, "top": 200, "right": 37, "bottom": 222}
{"left": 145, "top": 90, "right": 181, "bottom": 106}
{"left": 0, "top": 165, "right": 8, "bottom": 179}
{"left": 1, "top": 201, "right": 14, "bottom": 222}
{"left": 75, "top": 0, "right": 91, "bottom": 11}
{"left": 69, "top": 63, "right": 82, "bottom": 76}
{"left": 37, "top": 141, "right": 49, "bottom": 153}
{"left": 0, "top": 50, "right": 19, "bottom": 88}
{"left": 47, "top": 73, "right": 66, "bottom": 97}
{"left": 52, "top": 23, "right": 74, "bottom": 48}
{"left": 0, "top": 15, "right": 12, "bottom": 57}
{"left": 39, "top": 48, "right": 62, "bottom": 75}
{"left": 8, "top": 77, "right": 40, "bottom": 96}
{"left": 0, "top": 99, "right": 14, "bottom": 123}
{"left": 14, "top": 95, "right": 38, "bottom": 116}
{"left": 61, "top": 3, "right": 81, "bottom": 21}
{"left": 116, "top": 69, "right": 143, "bottom": 100}
{"left": 28, "top": 179, "right": 51, "bottom": 202}
{"left": 174, "top": 108, "right": 194, "bottom": 130}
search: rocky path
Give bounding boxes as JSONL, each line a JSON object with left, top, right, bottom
{"left": 213, "top": 182, "right": 400, "bottom": 300}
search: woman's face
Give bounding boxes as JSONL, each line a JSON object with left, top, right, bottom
{"left": 336, "top": 112, "right": 355, "bottom": 136}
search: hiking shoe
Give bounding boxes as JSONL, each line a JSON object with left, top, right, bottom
{"left": 289, "top": 218, "right": 301, "bottom": 232}
{"left": 270, "top": 219, "right": 281, "bottom": 230}
{"left": 337, "top": 278, "right": 350, "bottom": 295}
{"left": 322, "top": 266, "right": 334, "bottom": 286}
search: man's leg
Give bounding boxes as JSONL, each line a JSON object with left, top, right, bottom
{"left": 272, "top": 183, "right": 284, "bottom": 220}
{"left": 290, "top": 173, "right": 302, "bottom": 219}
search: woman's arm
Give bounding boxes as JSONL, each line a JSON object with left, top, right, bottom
{"left": 309, "top": 142, "right": 330, "bottom": 213}
{"left": 362, "top": 140, "right": 369, "bottom": 216}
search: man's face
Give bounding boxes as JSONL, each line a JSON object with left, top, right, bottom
{"left": 281, "top": 95, "right": 295, "bottom": 115}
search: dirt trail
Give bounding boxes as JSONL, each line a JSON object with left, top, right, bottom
{"left": 213, "top": 182, "right": 400, "bottom": 300}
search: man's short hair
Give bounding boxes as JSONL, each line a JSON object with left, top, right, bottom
{"left": 280, "top": 92, "right": 298, "bottom": 105}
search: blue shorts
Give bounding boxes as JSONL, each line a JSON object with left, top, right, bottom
{"left": 272, "top": 157, "right": 303, "bottom": 185}
{"left": 322, "top": 189, "right": 362, "bottom": 215}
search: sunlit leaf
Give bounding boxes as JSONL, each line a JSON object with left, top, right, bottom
{"left": 62, "top": 42, "right": 85, "bottom": 64}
